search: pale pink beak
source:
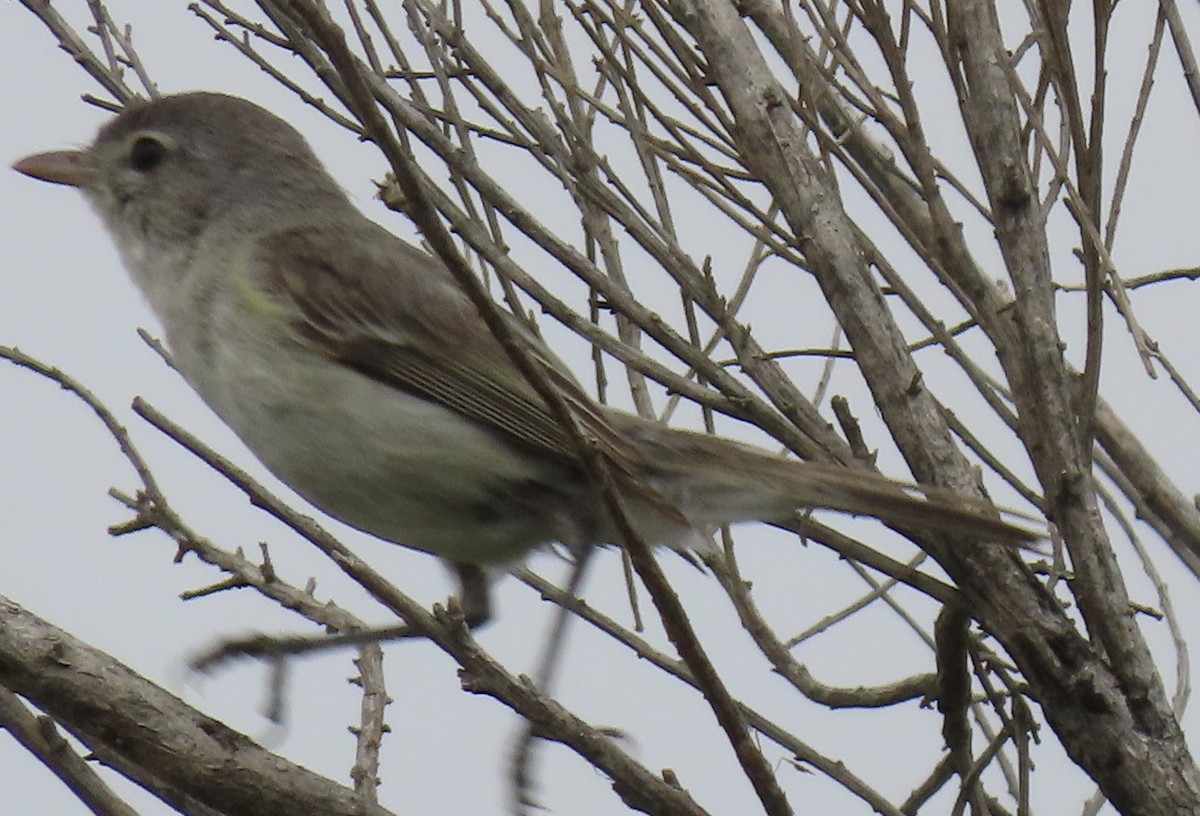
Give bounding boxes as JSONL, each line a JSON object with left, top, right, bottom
{"left": 12, "top": 149, "right": 96, "bottom": 188}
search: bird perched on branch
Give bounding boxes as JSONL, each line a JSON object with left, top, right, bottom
{"left": 14, "top": 92, "right": 1035, "bottom": 624}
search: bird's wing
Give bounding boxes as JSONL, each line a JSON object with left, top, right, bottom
{"left": 252, "top": 220, "right": 687, "bottom": 523}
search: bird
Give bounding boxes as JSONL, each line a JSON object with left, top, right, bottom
{"left": 13, "top": 92, "right": 1034, "bottom": 625}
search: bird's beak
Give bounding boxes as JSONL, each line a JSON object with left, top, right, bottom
{"left": 12, "top": 149, "right": 97, "bottom": 189}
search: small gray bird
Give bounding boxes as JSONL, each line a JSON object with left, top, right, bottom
{"left": 13, "top": 92, "right": 1032, "bottom": 624}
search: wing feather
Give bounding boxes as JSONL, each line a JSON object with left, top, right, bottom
{"left": 252, "top": 220, "right": 687, "bottom": 523}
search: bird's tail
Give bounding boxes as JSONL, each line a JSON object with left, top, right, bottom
{"left": 611, "top": 416, "right": 1040, "bottom": 547}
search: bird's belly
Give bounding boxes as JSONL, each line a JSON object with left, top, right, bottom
{"left": 188, "top": 347, "right": 576, "bottom": 565}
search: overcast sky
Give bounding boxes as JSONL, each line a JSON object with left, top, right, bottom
{"left": 3, "top": 3, "right": 1200, "bottom": 815}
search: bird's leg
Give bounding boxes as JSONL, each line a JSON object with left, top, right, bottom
{"left": 449, "top": 561, "right": 493, "bottom": 629}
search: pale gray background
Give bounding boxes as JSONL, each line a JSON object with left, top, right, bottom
{"left": 3, "top": 2, "right": 1200, "bottom": 815}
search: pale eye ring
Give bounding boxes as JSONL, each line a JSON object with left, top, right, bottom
{"left": 129, "top": 136, "right": 168, "bottom": 173}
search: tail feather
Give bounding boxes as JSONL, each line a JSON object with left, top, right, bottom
{"left": 613, "top": 416, "right": 1040, "bottom": 545}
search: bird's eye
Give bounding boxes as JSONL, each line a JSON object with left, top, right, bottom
{"left": 128, "top": 136, "right": 168, "bottom": 173}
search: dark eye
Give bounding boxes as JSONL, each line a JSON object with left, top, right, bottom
{"left": 129, "top": 136, "right": 168, "bottom": 173}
